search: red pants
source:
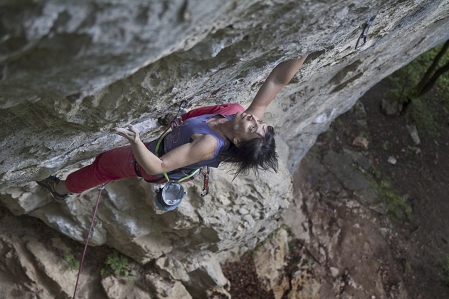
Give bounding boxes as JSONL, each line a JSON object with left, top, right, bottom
{"left": 65, "top": 143, "right": 161, "bottom": 193}
{"left": 65, "top": 103, "right": 244, "bottom": 194}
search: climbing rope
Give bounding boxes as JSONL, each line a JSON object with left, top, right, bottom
{"left": 72, "top": 100, "right": 210, "bottom": 296}
{"left": 72, "top": 182, "right": 109, "bottom": 298}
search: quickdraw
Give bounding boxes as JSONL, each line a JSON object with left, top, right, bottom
{"left": 355, "top": 15, "right": 377, "bottom": 50}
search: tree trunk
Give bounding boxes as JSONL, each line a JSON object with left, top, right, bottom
{"left": 415, "top": 39, "right": 449, "bottom": 95}
{"left": 417, "top": 59, "right": 449, "bottom": 97}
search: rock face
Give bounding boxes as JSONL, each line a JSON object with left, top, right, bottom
{"left": 0, "top": 0, "right": 448, "bottom": 297}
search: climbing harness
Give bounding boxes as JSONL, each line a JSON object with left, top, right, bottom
{"left": 355, "top": 15, "right": 377, "bottom": 50}
{"left": 73, "top": 182, "right": 109, "bottom": 299}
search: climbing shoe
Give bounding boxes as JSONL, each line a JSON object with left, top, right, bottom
{"left": 36, "top": 175, "right": 68, "bottom": 201}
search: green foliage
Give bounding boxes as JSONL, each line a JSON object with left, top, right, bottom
{"left": 388, "top": 42, "right": 449, "bottom": 103}
{"left": 248, "top": 248, "right": 259, "bottom": 259}
{"left": 443, "top": 254, "right": 449, "bottom": 286}
{"left": 64, "top": 252, "right": 80, "bottom": 271}
{"left": 368, "top": 166, "right": 382, "bottom": 179}
{"left": 324, "top": 128, "right": 333, "bottom": 140}
{"left": 387, "top": 65, "right": 419, "bottom": 103}
{"left": 101, "top": 251, "right": 137, "bottom": 279}
{"left": 249, "top": 239, "right": 267, "bottom": 259}
{"left": 406, "top": 97, "right": 439, "bottom": 135}
{"left": 387, "top": 42, "right": 449, "bottom": 135}
{"left": 280, "top": 223, "right": 293, "bottom": 235}
{"left": 388, "top": 45, "right": 449, "bottom": 136}
{"left": 374, "top": 180, "right": 412, "bottom": 222}
{"left": 249, "top": 224, "right": 293, "bottom": 259}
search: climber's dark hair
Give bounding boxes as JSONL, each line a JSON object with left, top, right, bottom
{"left": 220, "top": 125, "right": 278, "bottom": 178}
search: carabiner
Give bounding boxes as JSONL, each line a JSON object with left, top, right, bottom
{"left": 171, "top": 100, "right": 190, "bottom": 129}
{"left": 177, "top": 100, "right": 188, "bottom": 116}
{"left": 355, "top": 15, "right": 376, "bottom": 50}
{"left": 200, "top": 166, "right": 210, "bottom": 197}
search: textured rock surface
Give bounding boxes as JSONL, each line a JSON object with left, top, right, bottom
{"left": 253, "top": 229, "right": 291, "bottom": 299}
{"left": 2, "top": 0, "right": 449, "bottom": 185}
{"left": 1, "top": 0, "right": 449, "bottom": 298}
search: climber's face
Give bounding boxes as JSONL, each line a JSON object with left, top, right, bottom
{"left": 232, "top": 111, "right": 267, "bottom": 145}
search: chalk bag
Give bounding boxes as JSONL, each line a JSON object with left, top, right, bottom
{"left": 155, "top": 181, "right": 186, "bottom": 211}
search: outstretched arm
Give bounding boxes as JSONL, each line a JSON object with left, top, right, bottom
{"left": 246, "top": 55, "right": 308, "bottom": 119}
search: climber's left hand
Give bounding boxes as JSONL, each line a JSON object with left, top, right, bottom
{"left": 115, "top": 125, "right": 141, "bottom": 143}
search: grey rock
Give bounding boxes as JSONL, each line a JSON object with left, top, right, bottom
{"left": 319, "top": 172, "right": 343, "bottom": 195}
{"left": 372, "top": 203, "right": 388, "bottom": 215}
{"left": 354, "top": 188, "right": 379, "bottom": 206}
{"left": 381, "top": 98, "right": 399, "bottom": 115}
{"left": 407, "top": 125, "right": 421, "bottom": 145}
{"left": 343, "top": 147, "right": 372, "bottom": 170}
{"left": 388, "top": 156, "right": 397, "bottom": 165}
{"left": 323, "top": 150, "right": 371, "bottom": 191}
{"left": 351, "top": 101, "right": 367, "bottom": 119}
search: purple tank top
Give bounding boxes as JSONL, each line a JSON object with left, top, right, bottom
{"left": 147, "top": 114, "right": 234, "bottom": 180}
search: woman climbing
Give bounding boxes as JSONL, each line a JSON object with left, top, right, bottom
{"left": 37, "top": 55, "right": 308, "bottom": 208}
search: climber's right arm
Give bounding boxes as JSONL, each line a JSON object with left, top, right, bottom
{"left": 246, "top": 55, "right": 308, "bottom": 119}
